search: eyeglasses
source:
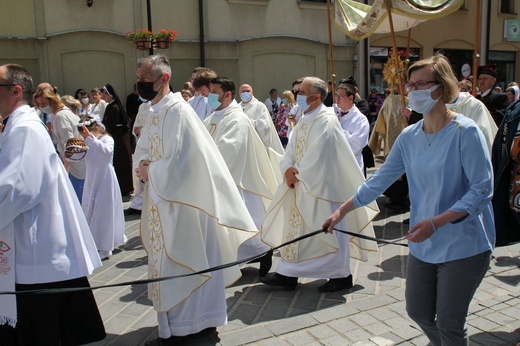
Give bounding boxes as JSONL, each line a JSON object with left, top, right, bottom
{"left": 405, "top": 80, "right": 438, "bottom": 92}
{"left": 0, "top": 84, "right": 15, "bottom": 87}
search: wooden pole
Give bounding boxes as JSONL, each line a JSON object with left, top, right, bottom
{"left": 327, "top": 0, "right": 336, "bottom": 104}
{"left": 405, "top": 28, "right": 412, "bottom": 71}
{"left": 384, "top": 0, "right": 406, "bottom": 110}
{"left": 472, "top": 0, "right": 481, "bottom": 97}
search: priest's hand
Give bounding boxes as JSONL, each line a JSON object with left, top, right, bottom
{"left": 285, "top": 167, "right": 299, "bottom": 188}
{"left": 136, "top": 160, "right": 150, "bottom": 182}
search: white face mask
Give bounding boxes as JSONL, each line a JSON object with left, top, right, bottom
{"left": 81, "top": 97, "right": 90, "bottom": 105}
{"left": 407, "top": 84, "right": 440, "bottom": 115}
{"left": 240, "top": 92, "right": 252, "bottom": 103}
{"left": 41, "top": 105, "right": 53, "bottom": 114}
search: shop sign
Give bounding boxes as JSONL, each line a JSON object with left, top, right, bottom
{"left": 489, "top": 51, "right": 516, "bottom": 62}
{"left": 504, "top": 20, "right": 520, "bottom": 42}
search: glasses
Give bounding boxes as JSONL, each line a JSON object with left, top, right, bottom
{"left": 0, "top": 84, "right": 15, "bottom": 87}
{"left": 405, "top": 80, "right": 438, "bottom": 92}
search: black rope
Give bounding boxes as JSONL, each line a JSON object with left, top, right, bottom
{"left": 0, "top": 227, "right": 407, "bottom": 296}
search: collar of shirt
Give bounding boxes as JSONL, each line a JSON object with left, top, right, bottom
{"left": 480, "top": 88, "right": 492, "bottom": 98}
{"left": 150, "top": 91, "right": 174, "bottom": 113}
{"left": 214, "top": 99, "right": 238, "bottom": 117}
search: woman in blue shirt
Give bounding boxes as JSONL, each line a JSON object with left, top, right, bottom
{"left": 324, "top": 55, "right": 494, "bottom": 346}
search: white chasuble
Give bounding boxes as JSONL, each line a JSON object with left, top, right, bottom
{"left": 204, "top": 102, "right": 282, "bottom": 224}
{"left": 262, "top": 104, "right": 379, "bottom": 264}
{"left": 134, "top": 93, "right": 258, "bottom": 313}
{"left": 241, "top": 97, "right": 285, "bottom": 160}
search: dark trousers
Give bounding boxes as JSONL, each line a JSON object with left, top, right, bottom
{"left": 405, "top": 251, "right": 491, "bottom": 345}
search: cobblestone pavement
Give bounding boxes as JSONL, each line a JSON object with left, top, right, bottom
{"left": 86, "top": 195, "right": 520, "bottom": 346}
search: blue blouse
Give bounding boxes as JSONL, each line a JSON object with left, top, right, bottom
{"left": 354, "top": 114, "right": 495, "bottom": 263}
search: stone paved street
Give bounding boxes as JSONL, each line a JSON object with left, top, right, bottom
{"left": 85, "top": 194, "right": 520, "bottom": 346}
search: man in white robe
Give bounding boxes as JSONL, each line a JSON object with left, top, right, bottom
{"left": 446, "top": 91, "right": 497, "bottom": 153}
{"left": 239, "top": 83, "right": 285, "bottom": 160}
{"left": 0, "top": 64, "right": 105, "bottom": 344}
{"left": 335, "top": 83, "right": 370, "bottom": 171}
{"left": 260, "top": 77, "right": 379, "bottom": 292}
{"left": 133, "top": 55, "right": 259, "bottom": 345}
{"left": 187, "top": 67, "right": 215, "bottom": 122}
{"left": 204, "top": 77, "right": 281, "bottom": 276}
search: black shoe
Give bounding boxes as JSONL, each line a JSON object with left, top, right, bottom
{"left": 144, "top": 328, "right": 218, "bottom": 346}
{"left": 258, "top": 250, "right": 273, "bottom": 277}
{"left": 259, "top": 273, "right": 298, "bottom": 291}
{"left": 124, "top": 207, "right": 141, "bottom": 216}
{"left": 317, "top": 275, "right": 353, "bottom": 293}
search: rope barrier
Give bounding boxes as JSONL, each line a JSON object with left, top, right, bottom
{"left": 0, "top": 227, "right": 407, "bottom": 296}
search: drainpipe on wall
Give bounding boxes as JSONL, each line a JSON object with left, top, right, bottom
{"left": 199, "top": 0, "right": 206, "bottom": 67}
{"left": 146, "top": 0, "right": 154, "bottom": 56}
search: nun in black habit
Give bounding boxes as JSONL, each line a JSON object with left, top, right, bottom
{"left": 101, "top": 83, "right": 134, "bottom": 196}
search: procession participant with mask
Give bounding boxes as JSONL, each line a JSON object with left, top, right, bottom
{"left": 188, "top": 67, "right": 216, "bottom": 121}
{"left": 33, "top": 86, "right": 87, "bottom": 202}
{"left": 204, "top": 77, "right": 280, "bottom": 276}
{"left": 324, "top": 55, "right": 494, "bottom": 345}
{"left": 239, "top": 83, "right": 285, "bottom": 161}
{"left": 260, "top": 77, "right": 378, "bottom": 292}
{"left": 133, "top": 55, "right": 260, "bottom": 345}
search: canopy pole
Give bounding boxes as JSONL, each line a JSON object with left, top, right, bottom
{"left": 327, "top": 0, "right": 336, "bottom": 103}
{"left": 405, "top": 28, "right": 412, "bottom": 71}
{"left": 384, "top": 0, "right": 407, "bottom": 111}
{"left": 472, "top": 0, "right": 481, "bottom": 97}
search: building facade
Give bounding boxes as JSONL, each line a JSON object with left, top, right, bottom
{"left": 0, "top": 0, "right": 518, "bottom": 102}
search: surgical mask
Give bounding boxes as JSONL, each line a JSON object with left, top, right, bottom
{"left": 81, "top": 97, "right": 90, "bottom": 105}
{"left": 137, "top": 76, "right": 162, "bottom": 101}
{"left": 240, "top": 92, "right": 252, "bottom": 103}
{"left": 408, "top": 84, "right": 440, "bottom": 115}
{"left": 282, "top": 98, "right": 288, "bottom": 105}
{"left": 41, "top": 105, "right": 52, "bottom": 114}
{"left": 208, "top": 93, "right": 222, "bottom": 110}
{"left": 296, "top": 94, "right": 310, "bottom": 112}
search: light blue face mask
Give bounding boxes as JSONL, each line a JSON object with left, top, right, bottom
{"left": 296, "top": 94, "right": 310, "bottom": 112}
{"left": 208, "top": 93, "right": 222, "bottom": 110}
{"left": 240, "top": 92, "right": 252, "bottom": 103}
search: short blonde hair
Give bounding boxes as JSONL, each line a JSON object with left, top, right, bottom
{"left": 407, "top": 54, "right": 459, "bottom": 103}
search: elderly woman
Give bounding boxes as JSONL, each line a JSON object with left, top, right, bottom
{"left": 33, "top": 87, "right": 87, "bottom": 202}
{"left": 505, "top": 85, "right": 520, "bottom": 104}
{"left": 100, "top": 83, "right": 134, "bottom": 196}
{"left": 324, "top": 54, "right": 494, "bottom": 345}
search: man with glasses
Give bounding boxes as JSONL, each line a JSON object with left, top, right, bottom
{"left": 260, "top": 77, "right": 378, "bottom": 292}
{"left": 0, "top": 64, "right": 105, "bottom": 344}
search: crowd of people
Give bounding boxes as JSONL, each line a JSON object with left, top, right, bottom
{"left": 1, "top": 52, "right": 519, "bottom": 346}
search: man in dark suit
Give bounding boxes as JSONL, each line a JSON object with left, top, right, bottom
{"left": 476, "top": 66, "right": 508, "bottom": 126}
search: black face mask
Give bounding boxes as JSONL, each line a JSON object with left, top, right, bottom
{"left": 137, "top": 76, "right": 162, "bottom": 101}
{"left": 292, "top": 89, "right": 299, "bottom": 97}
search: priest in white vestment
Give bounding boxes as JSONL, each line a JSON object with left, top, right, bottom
{"left": 239, "top": 83, "right": 285, "bottom": 160}
{"left": 0, "top": 64, "right": 105, "bottom": 344}
{"left": 260, "top": 77, "right": 379, "bottom": 292}
{"left": 446, "top": 91, "right": 497, "bottom": 153}
{"left": 188, "top": 68, "right": 216, "bottom": 122}
{"left": 133, "top": 55, "right": 259, "bottom": 345}
{"left": 204, "top": 77, "right": 281, "bottom": 276}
